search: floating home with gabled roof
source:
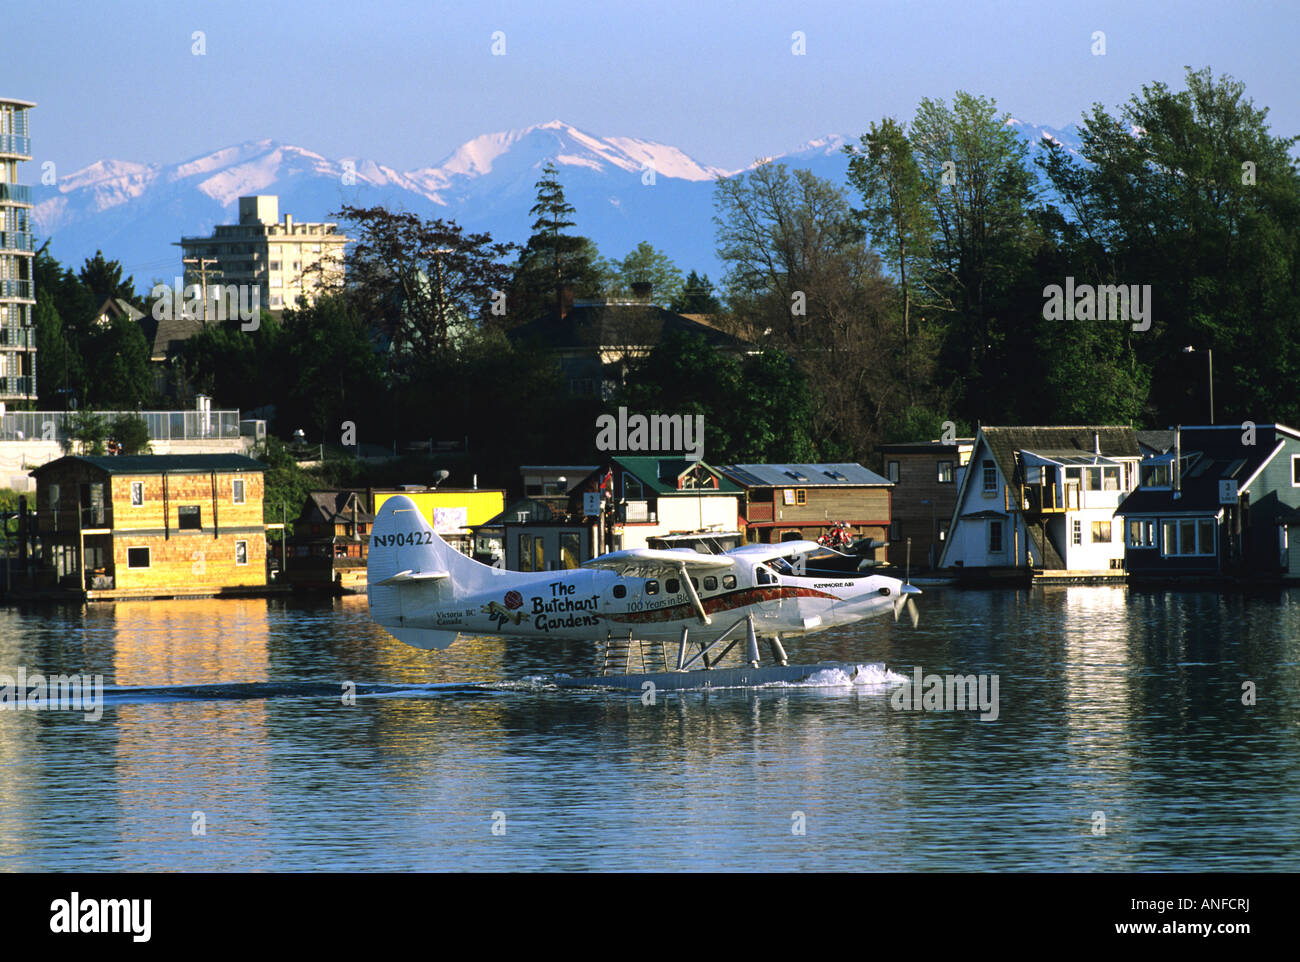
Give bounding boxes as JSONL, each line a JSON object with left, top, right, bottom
{"left": 26, "top": 453, "right": 269, "bottom": 600}
{"left": 1116, "top": 424, "right": 1300, "bottom": 580}
{"left": 937, "top": 426, "right": 1141, "bottom": 582}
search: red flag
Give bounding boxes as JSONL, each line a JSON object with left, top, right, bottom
{"left": 600, "top": 469, "right": 613, "bottom": 493}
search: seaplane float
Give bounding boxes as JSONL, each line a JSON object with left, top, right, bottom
{"left": 365, "top": 495, "right": 921, "bottom": 691}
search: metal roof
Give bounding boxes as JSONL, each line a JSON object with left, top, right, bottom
{"left": 32, "top": 454, "right": 267, "bottom": 476}
{"left": 720, "top": 463, "right": 892, "bottom": 487}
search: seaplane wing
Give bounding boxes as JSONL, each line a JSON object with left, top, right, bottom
{"left": 724, "top": 541, "right": 827, "bottom": 563}
{"left": 582, "top": 547, "right": 736, "bottom": 578}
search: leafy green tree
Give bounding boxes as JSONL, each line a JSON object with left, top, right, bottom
{"left": 603, "top": 242, "right": 685, "bottom": 306}
{"left": 1040, "top": 67, "right": 1300, "bottom": 426}
{"left": 907, "top": 92, "right": 1042, "bottom": 423}
{"left": 845, "top": 117, "right": 938, "bottom": 405}
{"left": 107, "top": 413, "right": 152, "bottom": 455}
{"left": 60, "top": 410, "right": 108, "bottom": 455}
{"left": 81, "top": 315, "right": 154, "bottom": 409}
{"left": 333, "top": 205, "right": 515, "bottom": 366}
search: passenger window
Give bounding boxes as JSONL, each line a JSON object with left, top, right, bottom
{"left": 665, "top": 578, "right": 680, "bottom": 594}
{"left": 613, "top": 584, "right": 626, "bottom": 599}
{"left": 722, "top": 575, "right": 736, "bottom": 589}
{"left": 645, "top": 580, "right": 659, "bottom": 595}
{"left": 704, "top": 576, "right": 717, "bottom": 592}
{"left": 690, "top": 578, "right": 699, "bottom": 591}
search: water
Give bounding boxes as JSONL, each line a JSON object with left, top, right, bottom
{"left": 1, "top": 586, "right": 1298, "bottom": 871}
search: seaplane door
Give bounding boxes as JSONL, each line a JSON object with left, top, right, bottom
{"left": 753, "top": 563, "right": 784, "bottom": 627}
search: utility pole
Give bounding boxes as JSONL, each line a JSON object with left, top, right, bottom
{"left": 182, "top": 257, "right": 221, "bottom": 325}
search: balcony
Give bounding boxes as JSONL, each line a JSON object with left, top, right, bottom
{"left": 0, "top": 279, "right": 33, "bottom": 299}
{"left": 746, "top": 502, "right": 774, "bottom": 522}
{"left": 617, "top": 501, "right": 656, "bottom": 524}
{"left": 0, "top": 376, "right": 34, "bottom": 398}
{"left": 0, "top": 134, "right": 31, "bottom": 158}
{"left": 1017, "top": 483, "right": 1080, "bottom": 514}
{"left": 0, "top": 183, "right": 32, "bottom": 205}
{"left": 80, "top": 506, "right": 113, "bottom": 530}
{"left": 0, "top": 230, "right": 33, "bottom": 252}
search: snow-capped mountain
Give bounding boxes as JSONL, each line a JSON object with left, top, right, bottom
{"left": 32, "top": 119, "right": 1081, "bottom": 293}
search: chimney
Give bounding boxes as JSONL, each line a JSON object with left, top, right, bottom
{"left": 1094, "top": 432, "right": 1100, "bottom": 455}
{"left": 630, "top": 281, "right": 652, "bottom": 301}
{"left": 558, "top": 283, "right": 575, "bottom": 318}
{"left": 285, "top": 214, "right": 294, "bottom": 233}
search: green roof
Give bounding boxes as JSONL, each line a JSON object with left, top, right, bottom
{"left": 32, "top": 454, "right": 267, "bottom": 477}
{"left": 612, "top": 456, "right": 742, "bottom": 495}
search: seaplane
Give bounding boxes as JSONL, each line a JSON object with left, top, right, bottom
{"left": 366, "top": 495, "right": 920, "bottom": 689}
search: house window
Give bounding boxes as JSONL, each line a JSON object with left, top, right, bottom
{"left": 532, "top": 536, "right": 545, "bottom": 572}
{"left": 1128, "top": 520, "right": 1155, "bottom": 547}
{"left": 1091, "top": 521, "right": 1112, "bottom": 543}
{"left": 518, "top": 534, "right": 533, "bottom": 572}
{"left": 127, "top": 547, "right": 150, "bottom": 569}
{"left": 889, "top": 521, "right": 901, "bottom": 542}
{"left": 131, "top": 482, "right": 143, "bottom": 507}
{"left": 624, "top": 475, "right": 643, "bottom": 500}
{"left": 232, "top": 479, "right": 245, "bottom": 504}
{"left": 1293, "top": 454, "right": 1300, "bottom": 486}
{"left": 1141, "top": 462, "right": 1172, "bottom": 487}
{"left": 887, "top": 461, "right": 900, "bottom": 482}
{"left": 560, "top": 531, "right": 581, "bottom": 569}
{"left": 178, "top": 505, "right": 201, "bottom": 530}
{"left": 1072, "top": 520, "right": 1082, "bottom": 545}
{"left": 1161, "top": 518, "right": 1216, "bottom": 556}
{"left": 49, "top": 483, "right": 60, "bottom": 509}
{"left": 988, "top": 520, "right": 1003, "bottom": 553}
{"left": 795, "top": 489, "right": 807, "bottom": 506}
{"left": 235, "top": 541, "right": 248, "bottom": 565}
{"left": 937, "top": 520, "right": 949, "bottom": 542}
{"left": 937, "top": 461, "right": 953, "bottom": 483}
{"left": 982, "top": 460, "right": 996, "bottom": 493}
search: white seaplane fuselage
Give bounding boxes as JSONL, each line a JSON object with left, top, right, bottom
{"left": 366, "top": 495, "right": 918, "bottom": 653}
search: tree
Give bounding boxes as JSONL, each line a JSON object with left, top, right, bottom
{"left": 108, "top": 413, "right": 152, "bottom": 455}
{"left": 334, "top": 205, "right": 515, "bottom": 368}
{"left": 60, "top": 410, "right": 108, "bottom": 456}
{"left": 671, "top": 270, "right": 724, "bottom": 314}
{"left": 81, "top": 315, "right": 154, "bottom": 409}
{"left": 78, "top": 250, "right": 142, "bottom": 310}
{"left": 603, "top": 242, "right": 685, "bottom": 306}
{"left": 907, "top": 92, "right": 1042, "bottom": 422}
{"left": 845, "top": 117, "right": 938, "bottom": 404}
{"left": 1040, "top": 67, "right": 1300, "bottom": 426}
{"left": 33, "top": 295, "right": 80, "bottom": 409}
{"left": 712, "top": 161, "right": 914, "bottom": 454}
{"left": 507, "top": 163, "right": 606, "bottom": 322}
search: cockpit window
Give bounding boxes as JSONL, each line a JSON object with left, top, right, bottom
{"left": 755, "top": 566, "right": 776, "bottom": 586}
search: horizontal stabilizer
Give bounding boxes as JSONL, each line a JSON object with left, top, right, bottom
{"left": 374, "top": 569, "right": 450, "bottom": 586}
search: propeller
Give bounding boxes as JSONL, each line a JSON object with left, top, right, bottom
{"left": 893, "top": 539, "right": 921, "bottom": 627}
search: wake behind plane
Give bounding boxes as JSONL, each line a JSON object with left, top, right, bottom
{"left": 366, "top": 495, "right": 919, "bottom": 683}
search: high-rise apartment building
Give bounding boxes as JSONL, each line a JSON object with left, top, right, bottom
{"left": 0, "top": 97, "right": 36, "bottom": 404}
{"left": 177, "top": 195, "right": 348, "bottom": 314}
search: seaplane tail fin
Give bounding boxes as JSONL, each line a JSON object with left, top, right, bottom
{"left": 367, "top": 494, "right": 496, "bottom": 648}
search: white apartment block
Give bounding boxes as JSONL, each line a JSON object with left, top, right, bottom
{"left": 178, "top": 195, "right": 348, "bottom": 313}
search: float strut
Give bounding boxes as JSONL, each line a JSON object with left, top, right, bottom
{"left": 768, "top": 634, "right": 788, "bottom": 666}
{"left": 745, "top": 615, "right": 760, "bottom": 667}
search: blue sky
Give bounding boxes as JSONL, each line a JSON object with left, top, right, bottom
{"left": 14, "top": 0, "right": 1300, "bottom": 172}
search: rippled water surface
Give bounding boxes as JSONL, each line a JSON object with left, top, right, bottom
{"left": 1, "top": 585, "right": 1298, "bottom": 871}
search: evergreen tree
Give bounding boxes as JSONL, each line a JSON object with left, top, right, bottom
{"left": 671, "top": 270, "right": 723, "bottom": 314}
{"left": 507, "top": 162, "right": 605, "bottom": 323}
